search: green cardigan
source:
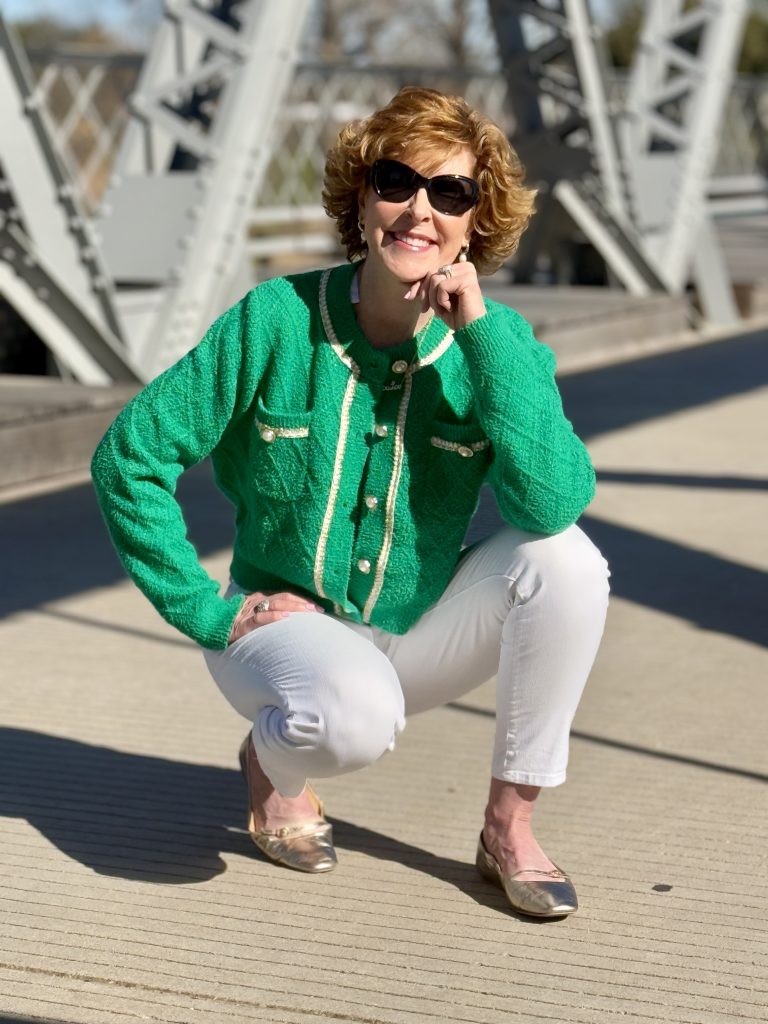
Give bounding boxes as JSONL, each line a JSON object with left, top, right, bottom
{"left": 92, "top": 261, "right": 595, "bottom": 650}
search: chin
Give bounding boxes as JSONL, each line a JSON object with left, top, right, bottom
{"left": 382, "top": 251, "right": 439, "bottom": 283}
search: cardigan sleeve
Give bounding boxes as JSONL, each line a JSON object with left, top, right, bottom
{"left": 91, "top": 285, "right": 273, "bottom": 650}
{"left": 452, "top": 303, "right": 595, "bottom": 535}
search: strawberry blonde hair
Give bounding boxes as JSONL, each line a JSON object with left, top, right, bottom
{"left": 322, "top": 86, "right": 536, "bottom": 275}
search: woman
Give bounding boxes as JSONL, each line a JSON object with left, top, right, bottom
{"left": 92, "top": 87, "right": 609, "bottom": 918}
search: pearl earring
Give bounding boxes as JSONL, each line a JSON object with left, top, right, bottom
{"left": 358, "top": 219, "right": 366, "bottom": 245}
{"left": 459, "top": 244, "right": 469, "bottom": 263}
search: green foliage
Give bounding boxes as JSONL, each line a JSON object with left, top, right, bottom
{"left": 604, "top": 2, "right": 768, "bottom": 74}
{"left": 738, "top": 13, "right": 768, "bottom": 75}
{"left": 605, "top": 0, "right": 644, "bottom": 68}
{"left": 12, "top": 18, "right": 119, "bottom": 52}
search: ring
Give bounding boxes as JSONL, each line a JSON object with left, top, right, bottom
{"left": 437, "top": 265, "right": 453, "bottom": 278}
{"left": 255, "top": 598, "right": 270, "bottom": 613}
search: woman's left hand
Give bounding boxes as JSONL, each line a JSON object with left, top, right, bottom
{"left": 405, "top": 260, "right": 486, "bottom": 332}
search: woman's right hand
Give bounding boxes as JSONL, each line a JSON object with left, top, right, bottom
{"left": 228, "top": 591, "right": 324, "bottom": 644}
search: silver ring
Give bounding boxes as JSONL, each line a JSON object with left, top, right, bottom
{"left": 255, "top": 598, "right": 270, "bottom": 613}
{"left": 437, "top": 265, "right": 453, "bottom": 278}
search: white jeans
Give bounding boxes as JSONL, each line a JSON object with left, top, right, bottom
{"left": 203, "top": 525, "right": 610, "bottom": 797}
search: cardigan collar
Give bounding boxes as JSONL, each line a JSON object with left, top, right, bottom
{"left": 322, "top": 261, "right": 453, "bottom": 383}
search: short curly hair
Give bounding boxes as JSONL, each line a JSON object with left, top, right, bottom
{"left": 322, "top": 86, "right": 536, "bottom": 275}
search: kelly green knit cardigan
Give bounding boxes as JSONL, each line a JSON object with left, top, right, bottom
{"left": 92, "top": 261, "right": 595, "bottom": 650}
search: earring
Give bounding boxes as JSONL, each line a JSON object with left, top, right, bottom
{"left": 358, "top": 219, "right": 366, "bottom": 245}
{"left": 459, "top": 244, "right": 469, "bottom": 263}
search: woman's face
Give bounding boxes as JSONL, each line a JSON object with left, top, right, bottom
{"left": 360, "top": 147, "right": 476, "bottom": 286}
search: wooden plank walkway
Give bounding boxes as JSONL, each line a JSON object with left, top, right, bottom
{"left": 0, "top": 324, "right": 766, "bottom": 1023}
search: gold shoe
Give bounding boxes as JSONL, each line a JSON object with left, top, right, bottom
{"left": 238, "top": 735, "right": 337, "bottom": 873}
{"left": 476, "top": 831, "right": 578, "bottom": 918}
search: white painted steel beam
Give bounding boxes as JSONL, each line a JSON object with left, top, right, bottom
{"left": 0, "top": 15, "right": 138, "bottom": 382}
{"left": 0, "top": 16, "right": 124, "bottom": 341}
{"left": 98, "top": 0, "right": 311, "bottom": 377}
{"left": 620, "top": 0, "right": 748, "bottom": 324}
{"left": 553, "top": 181, "right": 651, "bottom": 296}
{"left": 489, "top": 1, "right": 661, "bottom": 290}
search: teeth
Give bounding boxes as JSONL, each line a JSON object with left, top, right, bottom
{"left": 397, "top": 234, "right": 434, "bottom": 247}
{"left": 394, "top": 233, "right": 431, "bottom": 249}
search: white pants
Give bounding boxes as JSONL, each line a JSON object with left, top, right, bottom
{"left": 203, "top": 525, "right": 610, "bottom": 797}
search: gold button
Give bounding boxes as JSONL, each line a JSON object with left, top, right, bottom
{"left": 374, "top": 423, "right": 389, "bottom": 438}
{"left": 357, "top": 558, "right": 371, "bottom": 574}
{"left": 365, "top": 495, "right": 379, "bottom": 510}
{"left": 392, "top": 360, "right": 408, "bottom": 374}
{"left": 457, "top": 445, "right": 474, "bottom": 458}
{"left": 260, "top": 428, "right": 276, "bottom": 443}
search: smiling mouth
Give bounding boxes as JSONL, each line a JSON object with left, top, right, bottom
{"left": 389, "top": 232, "right": 435, "bottom": 251}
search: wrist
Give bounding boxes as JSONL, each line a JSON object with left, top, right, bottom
{"left": 454, "top": 299, "right": 488, "bottom": 332}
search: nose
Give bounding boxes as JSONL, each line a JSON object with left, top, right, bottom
{"left": 407, "top": 186, "right": 432, "bottom": 220}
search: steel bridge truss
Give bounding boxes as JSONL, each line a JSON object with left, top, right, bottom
{"left": 0, "top": 0, "right": 763, "bottom": 382}
{"left": 0, "top": 16, "right": 137, "bottom": 383}
{"left": 491, "top": 0, "right": 753, "bottom": 323}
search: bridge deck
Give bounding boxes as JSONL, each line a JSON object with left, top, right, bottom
{"left": 0, "top": 319, "right": 766, "bottom": 1024}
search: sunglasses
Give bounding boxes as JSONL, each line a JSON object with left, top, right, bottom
{"left": 371, "top": 158, "right": 479, "bottom": 217}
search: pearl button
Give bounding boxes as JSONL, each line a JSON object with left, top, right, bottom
{"left": 392, "top": 360, "right": 408, "bottom": 374}
{"left": 357, "top": 558, "right": 371, "bottom": 574}
{"left": 457, "top": 445, "right": 474, "bottom": 458}
{"left": 260, "top": 428, "right": 276, "bottom": 443}
{"left": 374, "top": 423, "right": 389, "bottom": 438}
{"left": 365, "top": 495, "right": 379, "bottom": 510}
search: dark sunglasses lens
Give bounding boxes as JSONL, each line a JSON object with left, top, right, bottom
{"left": 429, "top": 178, "right": 478, "bottom": 215}
{"left": 373, "top": 160, "right": 418, "bottom": 201}
{"left": 372, "top": 160, "right": 478, "bottom": 215}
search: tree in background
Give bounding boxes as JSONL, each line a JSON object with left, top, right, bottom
{"left": 13, "top": 18, "right": 119, "bottom": 51}
{"left": 303, "top": 0, "right": 498, "bottom": 68}
{"left": 605, "top": 0, "right": 768, "bottom": 73}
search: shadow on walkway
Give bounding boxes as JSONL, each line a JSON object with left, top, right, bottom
{"left": 558, "top": 325, "right": 768, "bottom": 440}
{"left": 1, "top": 330, "right": 765, "bottom": 649}
{"left": 582, "top": 513, "right": 767, "bottom": 651}
{"left": 0, "top": 728, "right": 510, "bottom": 913}
{"left": 0, "top": 461, "right": 233, "bottom": 620}
{"left": 447, "top": 703, "right": 768, "bottom": 784}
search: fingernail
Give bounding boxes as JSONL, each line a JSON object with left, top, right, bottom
{"left": 281, "top": 611, "right": 292, "bottom": 618}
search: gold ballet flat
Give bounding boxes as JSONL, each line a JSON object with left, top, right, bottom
{"left": 475, "top": 831, "right": 578, "bottom": 918}
{"left": 238, "top": 735, "right": 337, "bottom": 873}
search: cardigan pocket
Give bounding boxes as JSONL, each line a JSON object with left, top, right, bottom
{"left": 427, "top": 419, "right": 492, "bottom": 503}
{"left": 252, "top": 397, "right": 313, "bottom": 501}
{"left": 430, "top": 420, "right": 491, "bottom": 460}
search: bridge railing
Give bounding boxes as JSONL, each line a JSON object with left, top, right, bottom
{"left": 23, "top": 48, "right": 768, "bottom": 248}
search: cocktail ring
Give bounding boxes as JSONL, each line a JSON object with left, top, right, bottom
{"left": 255, "top": 598, "right": 270, "bottom": 613}
{"left": 437, "top": 265, "right": 453, "bottom": 278}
